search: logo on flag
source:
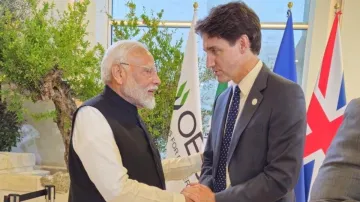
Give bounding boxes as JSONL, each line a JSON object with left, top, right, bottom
{"left": 174, "top": 82, "right": 190, "bottom": 110}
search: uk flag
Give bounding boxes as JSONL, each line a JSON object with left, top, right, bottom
{"left": 301, "top": 11, "right": 347, "bottom": 201}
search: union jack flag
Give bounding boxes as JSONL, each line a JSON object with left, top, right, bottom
{"left": 302, "top": 11, "right": 347, "bottom": 201}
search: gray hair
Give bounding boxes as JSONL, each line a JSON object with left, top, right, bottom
{"left": 100, "top": 40, "right": 148, "bottom": 84}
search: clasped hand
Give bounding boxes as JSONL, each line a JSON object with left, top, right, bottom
{"left": 181, "top": 183, "right": 215, "bottom": 202}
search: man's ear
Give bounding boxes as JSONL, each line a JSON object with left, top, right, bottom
{"left": 238, "top": 34, "right": 250, "bottom": 54}
{"left": 111, "top": 64, "right": 125, "bottom": 85}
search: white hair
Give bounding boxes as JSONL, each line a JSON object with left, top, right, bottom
{"left": 100, "top": 40, "right": 148, "bottom": 84}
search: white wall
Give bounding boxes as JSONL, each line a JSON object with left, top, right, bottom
{"left": 340, "top": 0, "right": 360, "bottom": 101}
{"left": 20, "top": 101, "right": 65, "bottom": 166}
{"left": 302, "top": 0, "right": 360, "bottom": 104}
{"left": 95, "top": 0, "right": 110, "bottom": 48}
{"left": 302, "top": 0, "right": 338, "bottom": 104}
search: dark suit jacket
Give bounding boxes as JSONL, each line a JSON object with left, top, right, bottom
{"left": 310, "top": 98, "right": 360, "bottom": 202}
{"left": 200, "top": 65, "right": 307, "bottom": 202}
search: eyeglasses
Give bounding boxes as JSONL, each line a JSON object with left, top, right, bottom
{"left": 119, "top": 62, "right": 158, "bottom": 78}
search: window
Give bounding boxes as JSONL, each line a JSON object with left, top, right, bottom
{"left": 208, "top": 0, "right": 310, "bottom": 23}
{"left": 260, "top": 30, "right": 307, "bottom": 83}
{"left": 111, "top": 26, "right": 307, "bottom": 112}
{"left": 112, "top": 0, "right": 310, "bottom": 23}
{"left": 112, "top": 0, "right": 208, "bottom": 21}
{"left": 112, "top": 27, "right": 307, "bottom": 84}
{"left": 111, "top": 0, "right": 309, "bottom": 133}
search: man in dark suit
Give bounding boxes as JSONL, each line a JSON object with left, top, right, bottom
{"left": 182, "top": 2, "right": 307, "bottom": 202}
{"left": 310, "top": 98, "right": 360, "bottom": 202}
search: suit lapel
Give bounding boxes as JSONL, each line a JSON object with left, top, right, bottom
{"left": 213, "top": 87, "right": 232, "bottom": 175}
{"left": 227, "top": 66, "right": 269, "bottom": 164}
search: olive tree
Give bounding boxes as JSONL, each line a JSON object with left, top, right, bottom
{"left": 0, "top": 0, "right": 104, "bottom": 165}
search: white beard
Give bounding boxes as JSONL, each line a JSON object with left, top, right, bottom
{"left": 122, "top": 77, "right": 156, "bottom": 109}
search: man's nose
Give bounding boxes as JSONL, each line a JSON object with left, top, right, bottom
{"left": 152, "top": 73, "right": 161, "bottom": 85}
{"left": 206, "top": 54, "right": 215, "bottom": 69}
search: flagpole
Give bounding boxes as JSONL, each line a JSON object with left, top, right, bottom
{"left": 287, "top": 2, "right": 293, "bottom": 18}
{"left": 288, "top": 2, "right": 293, "bottom": 9}
{"left": 334, "top": 2, "right": 340, "bottom": 12}
{"left": 334, "top": 2, "right": 342, "bottom": 29}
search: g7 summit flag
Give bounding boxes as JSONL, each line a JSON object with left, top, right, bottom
{"left": 165, "top": 7, "right": 203, "bottom": 192}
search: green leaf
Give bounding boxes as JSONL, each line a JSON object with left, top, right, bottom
{"left": 176, "top": 81, "right": 187, "bottom": 98}
{"left": 181, "top": 90, "right": 190, "bottom": 106}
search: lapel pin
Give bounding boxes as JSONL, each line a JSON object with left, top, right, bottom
{"left": 252, "top": 98, "right": 258, "bottom": 105}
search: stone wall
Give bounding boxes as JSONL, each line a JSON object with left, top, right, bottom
{"left": 0, "top": 152, "right": 68, "bottom": 202}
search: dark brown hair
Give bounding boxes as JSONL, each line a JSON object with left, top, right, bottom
{"left": 195, "top": 1, "right": 261, "bottom": 55}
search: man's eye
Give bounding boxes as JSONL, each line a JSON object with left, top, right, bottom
{"left": 144, "top": 68, "right": 154, "bottom": 75}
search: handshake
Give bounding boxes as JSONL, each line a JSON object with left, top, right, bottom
{"left": 181, "top": 183, "right": 215, "bottom": 202}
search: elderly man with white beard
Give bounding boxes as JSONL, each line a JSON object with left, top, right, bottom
{"left": 67, "top": 40, "right": 202, "bottom": 202}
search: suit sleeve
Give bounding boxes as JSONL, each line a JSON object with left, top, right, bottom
{"left": 215, "top": 84, "right": 307, "bottom": 202}
{"left": 199, "top": 94, "right": 220, "bottom": 190}
{"left": 309, "top": 99, "right": 360, "bottom": 201}
{"left": 199, "top": 129, "right": 214, "bottom": 189}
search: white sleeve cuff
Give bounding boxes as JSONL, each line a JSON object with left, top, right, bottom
{"left": 173, "top": 193, "right": 186, "bottom": 202}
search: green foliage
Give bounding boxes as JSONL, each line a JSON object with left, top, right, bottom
{"left": 111, "top": 2, "right": 185, "bottom": 152}
{"left": 0, "top": 0, "right": 31, "bottom": 21}
{"left": 0, "top": 0, "right": 105, "bottom": 161}
{"left": 31, "top": 110, "right": 57, "bottom": 121}
{"left": 0, "top": 100, "right": 22, "bottom": 151}
{"left": 0, "top": 87, "right": 27, "bottom": 122}
{"left": 0, "top": 0, "right": 104, "bottom": 121}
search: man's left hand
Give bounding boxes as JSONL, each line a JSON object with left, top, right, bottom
{"left": 181, "top": 183, "right": 215, "bottom": 202}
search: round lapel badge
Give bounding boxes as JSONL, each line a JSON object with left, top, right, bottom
{"left": 252, "top": 98, "right": 258, "bottom": 106}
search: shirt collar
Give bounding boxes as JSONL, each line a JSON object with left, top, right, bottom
{"left": 231, "top": 59, "right": 263, "bottom": 96}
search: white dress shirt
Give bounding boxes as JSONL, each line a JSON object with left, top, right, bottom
{"left": 225, "top": 59, "right": 263, "bottom": 187}
{"left": 72, "top": 106, "right": 203, "bottom": 202}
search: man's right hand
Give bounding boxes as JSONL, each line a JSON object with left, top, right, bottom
{"left": 184, "top": 196, "right": 194, "bottom": 202}
{"left": 181, "top": 184, "right": 215, "bottom": 202}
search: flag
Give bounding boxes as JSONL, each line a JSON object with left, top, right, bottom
{"left": 165, "top": 7, "right": 203, "bottom": 192}
{"left": 202, "top": 82, "right": 228, "bottom": 149}
{"left": 215, "top": 82, "right": 228, "bottom": 97}
{"left": 303, "top": 11, "right": 346, "bottom": 201}
{"left": 273, "top": 9, "right": 306, "bottom": 202}
{"left": 273, "top": 9, "right": 297, "bottom": 82}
